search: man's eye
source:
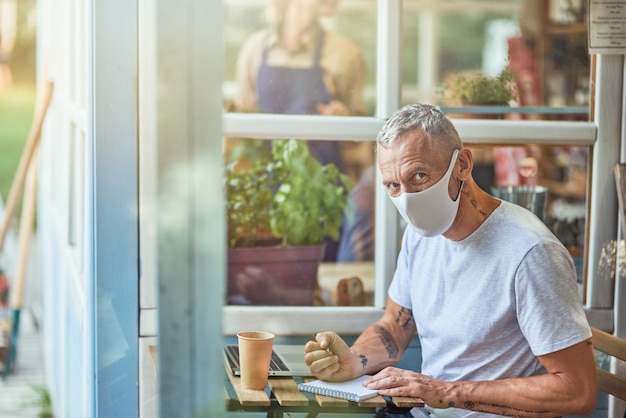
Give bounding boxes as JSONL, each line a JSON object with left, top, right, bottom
{"left": 387, "top": 183, "right": 401, "bottom": 197}
{"left": 415, "top": 173, "right": 426, "bottom": 181}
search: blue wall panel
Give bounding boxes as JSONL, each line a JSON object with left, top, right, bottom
{"left": 66, "top": 283, "right": 84, "bottom": 418}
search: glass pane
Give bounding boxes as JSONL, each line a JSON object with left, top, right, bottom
{"left": 470, "top": 144, "right": 588, "bottom": 293}
{"left": 223, "top": 0, "right": 378, "bottom": 308}
{"left": 224, "top": 0, "right": 376, "bottom": 116}
{"left": 402, "top": 0, "right": 590, "bottom": 120}
{"left": 224, "top": 137, "right": 376, "bottom": 307}
{"left": 390, "top": 143, "right": 588, "bottom": 297}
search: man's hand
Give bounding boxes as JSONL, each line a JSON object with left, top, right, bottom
{"left": 363, "top": 367, "right": 450, "bottom": 409}
{"left": 304, "top": 331, "right": 359, "bottom": 382}
{"left": 364, "top": 338, "right": 598, "bottom": 417}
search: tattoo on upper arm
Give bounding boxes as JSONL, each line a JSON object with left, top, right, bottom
{"left": 375, "top": 326, "right": 399, "bottom": 359}
{"left": 394, "top": 307, "right": 415, "bottom": 330}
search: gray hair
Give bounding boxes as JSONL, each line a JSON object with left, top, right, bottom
{"left": 376, "top": 104, "right": 463, "bottom": 153}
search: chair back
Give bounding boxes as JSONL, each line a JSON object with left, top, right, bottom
{"left": 591, "top": 326, "right": 626, "bottom": 401}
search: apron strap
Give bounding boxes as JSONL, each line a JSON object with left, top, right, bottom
{"left": 260, "top": 29, "right": 273, "bottom": 64}
{"left": 312, "top": 30, "right": 325, "bottom": 67}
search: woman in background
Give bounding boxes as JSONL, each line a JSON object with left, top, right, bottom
{"left": 234, "top": 0, "right": 370, "bottom": 261}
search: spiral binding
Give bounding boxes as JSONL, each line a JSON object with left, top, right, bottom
{"left": 297, "top": 382, "right": 361, "bottom": 402}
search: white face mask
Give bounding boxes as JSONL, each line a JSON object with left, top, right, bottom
{"left": 389, "top": 149, "right": 463, "bottom": 237}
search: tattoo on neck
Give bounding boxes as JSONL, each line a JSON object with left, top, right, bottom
{"left": 470, "top": 198, "right": 488, "bottom": 217}
{"left": 375, "top": 326, "right": 399, "bottom": 359}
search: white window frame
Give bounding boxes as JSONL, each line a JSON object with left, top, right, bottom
{"left": 221, "top": 114, "right": 598, "bottom": 335}
{"left": 139, "top": 1, "right": 614, "bottom": 338}
{"left": 220, "top": 0, "right": 603, "bottom": 335}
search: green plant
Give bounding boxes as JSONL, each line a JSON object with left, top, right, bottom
{"left": 226, "top": 139, "right": 352, "bottom": 248}
{"left": 443, "top": 65, "right": 519, "bottom": 105}
{"left": 22, "top": 384, "right": 53, "bottom": 418}
{"left": 0, "top": 85, "right": 36, "bottom": 201}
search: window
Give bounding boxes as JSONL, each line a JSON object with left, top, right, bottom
{"left": 218, "top": 0, "right": 598, "bottom": 334}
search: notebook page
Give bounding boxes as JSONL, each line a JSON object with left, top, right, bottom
{"left": 297, "top": 375, "right": 379, "bottom": 402}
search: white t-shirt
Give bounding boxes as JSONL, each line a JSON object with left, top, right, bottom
{"left": 388, "top": 200, "right": 591, "bottom": 417}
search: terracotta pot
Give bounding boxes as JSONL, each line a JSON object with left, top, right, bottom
{"left": 227, "top": 244, "right": 325, "bottom": 305}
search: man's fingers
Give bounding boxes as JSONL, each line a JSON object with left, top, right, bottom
{"left": 314, "top": 360, "right": 341, "bottom": 380}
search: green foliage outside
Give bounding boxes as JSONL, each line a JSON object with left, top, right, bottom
{"left": 0, "top": 0, "right": 37, "bottom": 203}
{"left": 22, "top": 384, "right": 53, "bottom": 418}
{"left": 0, "top": 85, "right": 36, "bottom": 203}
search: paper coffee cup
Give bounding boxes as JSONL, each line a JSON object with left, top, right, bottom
{"left": 237, "top": 331, "right": 275, "bottom": 390}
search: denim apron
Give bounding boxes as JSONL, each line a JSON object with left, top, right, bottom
{"left": 256, "top": 30, "right": 344, "bottom": 260}
{"left": 256, "top": 30, "right": 345, "bottom": 172}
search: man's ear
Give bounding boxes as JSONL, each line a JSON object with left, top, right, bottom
{"left": 457, "top": 148, "right": 474, "bottom": 180}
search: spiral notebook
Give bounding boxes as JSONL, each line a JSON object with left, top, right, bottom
{"left": 297, "top": 375, "right": 379, "bottom": 402}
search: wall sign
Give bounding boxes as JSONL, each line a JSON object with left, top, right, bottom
{"left": 589, "top": 0, "right": 626, "bottom": 54}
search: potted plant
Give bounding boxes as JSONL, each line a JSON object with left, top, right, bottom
{"left": 225, "top": 139, "right": 353, "bottom": 305}
{"left": 440, "top": 65, "right": 519, "bottom": 118}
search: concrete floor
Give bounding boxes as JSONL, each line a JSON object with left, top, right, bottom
{"left": 0, "top": 308, "right": 47, "bottom": 418}
{"left": 0, "top": 221, "right": 47, "bottom": 418}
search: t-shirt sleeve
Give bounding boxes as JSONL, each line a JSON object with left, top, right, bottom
{"left": 515, "top": 242, "right": 591, "bottom": 356}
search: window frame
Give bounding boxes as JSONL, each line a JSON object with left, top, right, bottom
{"left": 221, "top": 114, "right": 597, "bottom": 335}
{"left": 219, "top": 0, "right": 609, "bottom": 336}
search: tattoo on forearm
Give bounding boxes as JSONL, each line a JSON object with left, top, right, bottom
{"left": 437, "top": 399, "right": 455, "bottom": 408}
{"left": 359, "top": 354, "right": 367, "bottom": 368}
{"left": 394, "top": 307, "right": 415, "bottom": 329}
{"left": 465, "top": 401, "right": 549, "bottom": 417}
{"left": 375, "top": 326, "right": 399, "bottom": 359}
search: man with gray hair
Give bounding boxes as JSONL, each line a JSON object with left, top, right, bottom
{"left": 305, "top": 103, "right": 597, "bottom": 417}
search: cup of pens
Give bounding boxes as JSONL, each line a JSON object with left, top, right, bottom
{"left": 237, "top": 331, "right": 275, "bottom": 390}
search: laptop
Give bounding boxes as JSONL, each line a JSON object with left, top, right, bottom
{"left": 224, "top": 344, "right": 314, "bottom": 377}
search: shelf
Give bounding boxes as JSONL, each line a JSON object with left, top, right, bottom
{"left": 438, "top": 106, "right": 589, "bottom": 115}
{"left": 546, "top": 22, "right": 587, "bottom": 36}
